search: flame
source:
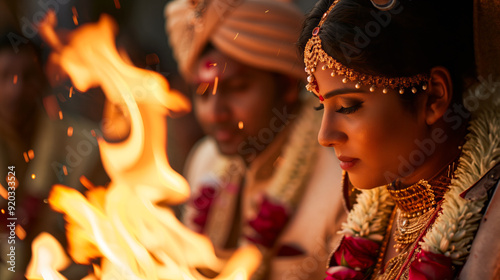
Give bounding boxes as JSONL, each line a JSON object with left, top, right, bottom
{"left": 26, "top": 233, "right": 71, "bottom": 280}
{"left": 29, "top": 11, "right": 261, "bottom": 280}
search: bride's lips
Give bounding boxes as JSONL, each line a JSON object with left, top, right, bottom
{"left": 337, "top": 156, "right": 359, "bottom": 171}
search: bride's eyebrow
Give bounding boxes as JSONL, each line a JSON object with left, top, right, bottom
{"left": 322, "top": 88, "right": 366, "bottom": 100}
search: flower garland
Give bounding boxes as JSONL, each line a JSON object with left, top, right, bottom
{"left": 242, "top": 95, "right": 324, "bottom": 246}
{"left": 185, "top": 93, "right": 322, "bottom": 243}
{"left": 264, "top": 96, "right": 323, "bottom": 208}
{"left": 338, "top": 185, "right": 394, "bottom": 242}
{"left": 332, "top": 83, "right": 500, "bottom": 278}
{"left": 186, "top": 96, "right": 324, "bottom": 279}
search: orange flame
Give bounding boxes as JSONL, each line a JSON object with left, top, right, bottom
{"left": 29, "top": 11, "right": 261, "bottom": 280}
{"left": 26, "top": 233, "right": 71, "bottom": 280}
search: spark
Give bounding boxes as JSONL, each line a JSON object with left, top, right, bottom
{"left": 196, "top": 83, "right": 209, "bottom": 95}
{"left": 67, "top": 126, "right": 73, "bottom": 137}
{"left": 16, "top": 225, "right": 26, "bottom": 240}
{"left": 80, "top": 175, "right": 95, "bottom": 190}
{"left": 265, "top": 10, "right": 270, "bottom": 13}
{"left": 13, "top": 75, "right": 18, "bottom": 84}
{"left": 28, "top": 149, "right": 35, "bottom": 160}
{"left": 72, "top": 7, "right": 79, "bottom": 26}
{"left": 63, "top": 165, "right": 68, "bottom": 176}
{"left": 23, "top": 152, "right": 29, "bottom": 163}
{"left": 1, "top": 209, "right": 4, "bottom": 214}
{"left": 31, "top": 174, "right": 36, "bottom": 179}
{"left": 238, "top": 121, "right": 244, "bottom": 129}
{"left": 59, "top": 111, "right": 63, "bottom": 120}
{"left": 69, "top": 86, "right": 74, "bottom": 98}
{"left": 234, "top": 33, "right": 239, "bottom": 40}
{"left": 212, "top": 76, "right": 219, "bottom": 95}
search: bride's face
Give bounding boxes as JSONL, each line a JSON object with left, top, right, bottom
{"left": 312, "top": 63, "right": 431, "bottom": 189}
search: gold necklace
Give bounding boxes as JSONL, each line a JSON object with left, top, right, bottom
{"left": 389, "top": 179, "right": 437, "bottom": 253}
{"left": 388, "top": 171, "right": 452, "bottom": 253}
{"left": 372, "top": 168, "right": 454, "bottom": 280}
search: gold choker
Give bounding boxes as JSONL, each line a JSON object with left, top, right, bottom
{"left": 387, "top": 174, "right": 452, "bottom": 253}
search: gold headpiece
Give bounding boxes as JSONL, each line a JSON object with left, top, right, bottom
{"left": 304, "top": 0, "right": 429, "bottom": 99}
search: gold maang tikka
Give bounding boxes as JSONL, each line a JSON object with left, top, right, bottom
{"left": 303, "top": 0, "right": 430, "bottom": 100}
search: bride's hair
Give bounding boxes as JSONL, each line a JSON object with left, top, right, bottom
{"left": 298, "top": 0, "right": 476, "bottom": 103}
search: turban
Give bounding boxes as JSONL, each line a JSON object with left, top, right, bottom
{"left": 165, "top": 0, "right": 304, "bottom": 81}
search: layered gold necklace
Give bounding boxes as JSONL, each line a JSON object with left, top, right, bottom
{"left": 371, "top": 162, "right": 457, "bottom": 280}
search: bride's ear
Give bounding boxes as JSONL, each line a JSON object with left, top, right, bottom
{"left": 422, "top": 67, "right": 453, "bottom": 126}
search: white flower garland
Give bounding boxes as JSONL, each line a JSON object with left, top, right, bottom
{"left": 421, "top": 85, "right": 500, "bottom": 265}
{"left": 338, "top": 186, "right": 394, "bottom": 242}
{"left": 266, "top": 96, "right": 323, "bottom": 208}
{"left": 340, "top": 84, "right": 500, "bottom": 266}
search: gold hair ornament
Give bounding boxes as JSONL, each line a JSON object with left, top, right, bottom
{"left": 304, "top": 0, "right": 429, "bottom": 100}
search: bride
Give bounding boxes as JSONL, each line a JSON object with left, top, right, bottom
{"left": 298, "top": 0, "right": 500, "bottom": 279}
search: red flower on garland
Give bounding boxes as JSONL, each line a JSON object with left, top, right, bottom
{"left": 245, "top": 196, "right": 289, "bottom": 248}
{"left": 408, "top": 250, "right": 454, "bottom": 280}
{"left": 325, "top": 236, "right": 380, "bottom": 280}
{"left": 325, "top": 266, "right": 364, "bottom": 280}
{"left": 190, "top": 185, "right": 217, "bottom": 233}
{"left": 332, "top": 236, "right": 380, "bottom": 270}
{"left": 325, "top": 236, "right": 456, "bottom": 280}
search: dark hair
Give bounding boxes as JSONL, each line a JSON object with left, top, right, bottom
{"left": 298, "top": 0, "right": 476, "bottom": 103}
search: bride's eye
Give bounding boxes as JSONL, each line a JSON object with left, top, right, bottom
{"left": 336, "top": 102, "right": 363, "bottom": 114}
{"left": 314, "top": 103, "right": 324, "bottom": 111}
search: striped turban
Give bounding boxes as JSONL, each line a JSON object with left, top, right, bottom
{"left": 165, "top": 0, "right": 304, "bottom": 81}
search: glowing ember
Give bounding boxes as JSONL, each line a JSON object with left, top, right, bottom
{"left": 80, "top": 175, "right": 96, "bottom": 190}
{"left": 13, "top": 74, "right": 18, "bottom": 84}
{"left": 62, "top": 165, "right": 68, "bottom": 176}
{"left": 238, "top": 121, "right": 244, "bottom": 129}
{"left": 23, "top": 152, "right": 29, "bottom": 163}
{"left": 29, "top": 11, "right": 261, "bottom": 280}
{"left": 58, "top": 111, "right": 63, "bottom": 120}
{"left": 72, "top": 7, "right": 79, "bottom": 26}
{"left": 28, "top": 149, "right": 35, "bottom": 160}
{"left": 1, "top": 208, "right": 5, "bottom": 214}
{"left": 213, "top": 76, "right": 219, "bottom": 95}
{"left": 67, "top": 126, "right": 73, "bottom": 137}
{"left": 31, "top": 174, "right": 36, "bottom": 179}
{"left": 234, "top": 33, "right": 239, "bottom": 40}
{"left": 69, "top": 86, "right": 74, "bottom": 98}
{"left": 16, "top": 224, "right": 27, "bottom": 240}
{"left": 196, "top": 82, "right": 209, "bottom": 95}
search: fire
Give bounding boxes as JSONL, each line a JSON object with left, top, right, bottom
{"left": 26, "top": 233, "right": 71, "bottom": 280}
{"left": 27, "top": 11, "right": 261, "bottom": 280}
